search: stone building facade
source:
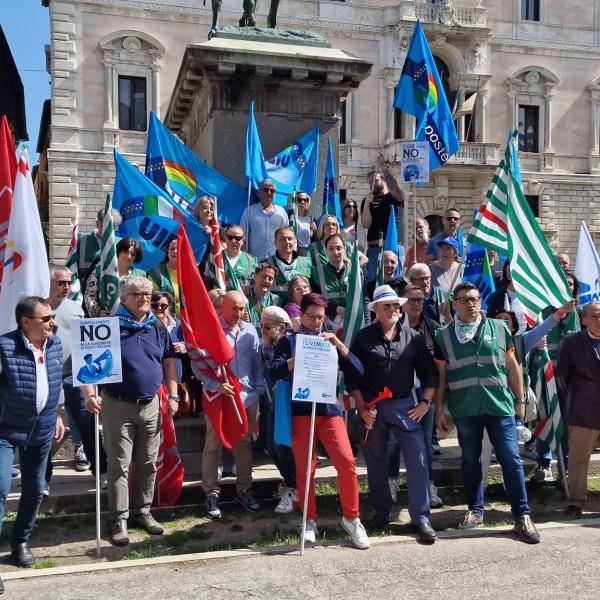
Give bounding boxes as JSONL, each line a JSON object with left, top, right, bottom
{"left": 43, "top": 0, "right": 600, "bottom": 262}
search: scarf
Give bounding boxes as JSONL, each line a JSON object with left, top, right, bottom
{"left": 274, "top": 253, "right": 299, "bottom": 280}
{"left": 116, "top": 303, "right": 157, "bottom": 331}
{"left": 454, "top": 314, "right": 482, "bottom": 344}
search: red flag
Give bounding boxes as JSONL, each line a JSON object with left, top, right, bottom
{"left": 209, "top": 213, "right": 226, "bottom": 290}
{"left": 153, "top": 385, "right": 185, "bottom": 507}
{"left": 177, "top": 226, "right": 248, "bottom": 450}
{"left": 0, "top": 115, "right": 17, "bottom": 290}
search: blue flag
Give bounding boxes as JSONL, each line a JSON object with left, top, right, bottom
{"left": 377, "top": 206, "right": 401, "bottom": 282}
{"left": 113, "top": 150, "right": 207, "bottom": 271}
{"left": 245, "top": 101, "right": 268, "bottom": 198}
{"left": 462, "top": 210, "right": 495, "bottom": 310}
{"left": 393, "top": 20, "right": 460, "bottom": 170}
{"left": 322, "top": 137, "right": 343, "bottom": 224}
{"left": 265, "top": 125, "right": 320, "bottom": 207}
{"left": 145, "top": 112, "right": 246, "bottom": 227}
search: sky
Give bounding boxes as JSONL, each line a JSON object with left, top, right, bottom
{"left": 1, "top": 0, "right": 51, "bottom": 164}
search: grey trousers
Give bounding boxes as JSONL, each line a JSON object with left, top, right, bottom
{"left": 202, "top": 402, "right": 259, "bottom": 497}
{"left": 101, "top": 393, "right": 161, "bottom": 521}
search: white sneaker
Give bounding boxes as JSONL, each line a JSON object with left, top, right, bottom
{"left": 275, "top": 488, "right": 298, "bottom": 514}
{"left": 388, "top": 477, "right": 398, "bottom": 503}
{"left": 341, "top": 517, "right": 370, "bottom": 550}
{"left": 301, "top": 519, "right": 318, "bottom": 544}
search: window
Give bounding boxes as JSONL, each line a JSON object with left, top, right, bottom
{"left": 394, "top": 88, "right": 403, "bottom": 139}
{"left": 434, "top": 57, "right": 456, "bottom": 114}
{"left": 521, "top": 0, "right": 540, "bottom": 21}
{"left": 524, "top": 195, "right": 539, "bottom": 217}
{"left": 118, "top": 76, "right": 147, "bottom": 131}
{"left": 518, "top": 105, "right": 539, "bottom": 152}
{"left": 340, "top": 99, "right": 347, "bottom": 144}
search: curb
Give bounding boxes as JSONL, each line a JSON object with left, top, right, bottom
{"left": 2, "top": 517, "right": 599, "bottom": 582}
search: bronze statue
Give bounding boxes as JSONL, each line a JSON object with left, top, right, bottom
{"left": 209, "top": 0, "right": 281, "bottom": 40}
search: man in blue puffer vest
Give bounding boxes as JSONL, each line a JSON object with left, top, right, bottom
{"left": 0, "top": 296, "right": 65, "bottom": 587}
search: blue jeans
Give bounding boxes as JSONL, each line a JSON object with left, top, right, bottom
{"left": 0, "top": 437, "right": 52, "bottom": 544}
{"left": 454, "top": 414, "right": 530, "bottom": 519}
{"left": 387, "top": 403, "right": 435, "bottom": 481}
{"left": 364, "top": 396, "right": 430, "bottom": 524}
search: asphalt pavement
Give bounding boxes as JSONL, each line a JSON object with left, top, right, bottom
{"left": 3, "top": 523, "right": 600, "bottom": 599}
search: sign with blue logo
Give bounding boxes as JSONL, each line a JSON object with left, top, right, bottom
{"left": 400, "top": 141, "right": 429, "bottom": 184}
{"left": 291, "top": 334, "right": 338, "bottom": 404}
{"left": 70, "top": 317, "right": 122, "bottom": 386}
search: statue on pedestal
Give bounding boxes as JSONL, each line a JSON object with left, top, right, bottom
{"left": 210, "top": 0, "right": 281, "bottom": 40}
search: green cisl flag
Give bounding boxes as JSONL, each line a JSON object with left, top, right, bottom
{"left": 99, "top": 194, "right": 120, "bottom": 314}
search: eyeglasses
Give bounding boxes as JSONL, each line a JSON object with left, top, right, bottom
{"left": 29, "top": 314, "right": 56, "bottom": 323}
{"left": 227, "top": 235, "right": 244, "bottom": 242}
{"left": 405, "top": 298, "right": 424, "bottom": 305}
{"left": 411, "top": 276, "right": 431, "bottom": 282}
{"left": 151, "top": 303, "right": 169, "bottom": 310}
{"left": 303, "top": 312, "right": 325, "bottom": 321}
{"left": 297, "top": 197, "right": 310, "bottom": 203}
{"left": 382, "top": 303, "right": 401, "bottom": 311}
{"left": 130, "top": 292, "right": 151, "bottom": 300}
{"left": 260, "top": 322, "right": 282, "bottom": 330}
{"left": 455, "top": 296, "right": 480, "bottom": 305}
{"left": 54, "top": 280, "right": 72, "bottom": 287}
{"left": 445, "top": 216, "right": 460, "bottom": 222}
{"left": 261, "top": 188, "right": 276, "bottom": 194}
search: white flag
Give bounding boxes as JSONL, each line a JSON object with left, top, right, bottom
{"left": 0, "top": 149, "right": 50, "bottom": 334}
{"left": 575, "top": 221, "right": 600, "bottom": 306}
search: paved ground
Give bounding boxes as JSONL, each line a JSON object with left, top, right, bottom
{"left": 4, "top": 524, "right": 600, "bottom": 599}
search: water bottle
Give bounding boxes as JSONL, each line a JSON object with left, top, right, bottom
{"left": 366, "top": 408, "right": 377, "bottom": 430}
{"left": 515, "top": 418, "right": 532, "bottom": 443}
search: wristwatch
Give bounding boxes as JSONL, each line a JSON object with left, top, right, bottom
{"left": 168, "top": 395, "right": 180, "bottom": 403}
{"left": 422, "top": 399, "right": 433, "bottom": 408}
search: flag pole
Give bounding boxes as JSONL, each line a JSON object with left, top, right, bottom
{"left": 300, "top": 400, "right": 317, "bottom": 556}
{"left": 558, "top": 446, "right": 569, "bottom": 499}
{"left": 412, "top": 179, "right": 417, "bottom": 259}
{"left": 220, "top": 365, "right": 243, "bottom": 425}
{"left": 94, "top": 385, "right": 102, "bottom": 558}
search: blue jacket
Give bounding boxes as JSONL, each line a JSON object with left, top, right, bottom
{"left": 0, "top": 330, "right": 63, "bottom": 447}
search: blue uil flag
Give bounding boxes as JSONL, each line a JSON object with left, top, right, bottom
{"left": 394, "top": 20, "right": 460, "bottom": 170}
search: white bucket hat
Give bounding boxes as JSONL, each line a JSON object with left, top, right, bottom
{"left": 367, "top": 284, "right": 408, "bottom": 311}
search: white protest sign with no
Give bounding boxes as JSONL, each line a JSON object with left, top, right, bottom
{"left": 400, "top": 141, "right": 429, "bottom": 184}
{"left": 70, "top": 317, "right": 122, "bottom": 387}
{"left": 291, "top": 334, "right": 338, "bottom": 404}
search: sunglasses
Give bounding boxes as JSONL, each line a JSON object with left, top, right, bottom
{"left": 455, "top": 296, "right": 480, "bottom": 305}
{"left": 227, "top": 235, "right": 244, "bottom": 242}
{"left": 406, "top": 298, "right": 424, "bottom": 305}
{"left": 151, "top": 303, "right": 169, "bottom": 310}
{"left": 260, "top": 322, "right": 282, "bottom": 330}
{"left": 261, "top": 188, "right": 276, "bottom": 194}
{"left": 29, "top": 314, "right": 56, "bottom": 323}
{"left": 297, "top": 197, "right": 310, "bottom": 203}
{"left": 345, "top": 204, "right": 357, "bottom": 209}
{"left": 382, "top": 303, "right": 401, "bottom": 311}
{"left": 445, "top": 216, "right": 460, "bottom": 222}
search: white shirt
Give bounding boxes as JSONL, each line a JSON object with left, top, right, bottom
{"left": 0, "top": 333, "right": 50, "bottom": 414}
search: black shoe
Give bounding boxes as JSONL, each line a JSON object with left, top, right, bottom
{"left": 367, "top": 513, "right": 391, "bottom": 531}
{"left": 415, "top": 522, "right": 437, "bottom": 545}
{"left": 563, "top": 504, "right": 582, "bottom": 519}
{"left": 236, "top": 489, "right": 260, "bottom": 512}
{"left": 11, "top": 542, "right": 36, "bottom": 567}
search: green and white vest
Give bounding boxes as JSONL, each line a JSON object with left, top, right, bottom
{"left": 267, "top": 254, "right": 312, "bottom": 301}
{"left": 310, "top": 262, "right": 350, "bottom": 309}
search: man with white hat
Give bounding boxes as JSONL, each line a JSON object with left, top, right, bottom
{"left": 346, "top": 285, "right": 439, "bottom": 543}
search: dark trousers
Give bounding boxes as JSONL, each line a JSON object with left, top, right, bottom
{"left": 0, "top": 437, "right": 52, "bottom": 545}
{"left": 364, "top": 396, "right": 430, "bottom": 524}
{"left": 63, "top": 380, "right": 107, "bottom": 475}
{"left": 266, "top": 408, "right": 296, "bottom": 489}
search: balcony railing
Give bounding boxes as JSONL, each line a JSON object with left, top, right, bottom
{"left": 399, "top": 1, "right": 487, "bottom": 29}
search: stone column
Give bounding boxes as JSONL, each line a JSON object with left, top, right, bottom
{"left": 102, "top": 57, "right": 114, "bottom": 126}
{"left": 477, "top": 88, "right": 487, "bottom": 143}
{"left": 151, "top": 56, "right": 162, "bottom": 118}
{"left": 508, "top": 91, "right": 517, "bottom": 133}
{"left": 457, "top": 90, "right": 465, "bottom": 142}
{"left": 350, "top": 91, "right": 359, "bottom": 142}
{"left": 384, "top": 84, "right": 395, "bottom": 144}
{"left": 543, "top": 88, "right": 553, "bottom": 152}
{"left": 590, "top": 93, "right": 600, "bottom": 155}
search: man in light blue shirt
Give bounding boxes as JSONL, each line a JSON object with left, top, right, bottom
{"left": 240, "top": 179, "right": 289, "bottom": 261}
{"left": 195, "top": 291, "right": 265, "bottom": 518}
{"left": 425, "top": 208, "right": 464, "bottom": 262}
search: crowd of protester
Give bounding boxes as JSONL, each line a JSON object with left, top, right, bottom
{"left": 2, "top": 173, "right": 599, "bottom": 591}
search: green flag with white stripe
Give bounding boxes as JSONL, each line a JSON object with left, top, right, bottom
{"left": 467, "top": 131, "right": 572, "bottom": 325}
{"left": 342, "top": 241, "right": 364, "bottom": 349}
{"left": 99, "top": 194, "right": 120, "bottom": 314}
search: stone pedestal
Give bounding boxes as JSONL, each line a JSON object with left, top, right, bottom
{"left": 165, "top": 34, "right": 372, "bottom": 193}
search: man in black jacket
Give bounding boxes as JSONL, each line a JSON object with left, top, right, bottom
{"left": 556, "top": 301, "right": 600, "bottom": 518}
